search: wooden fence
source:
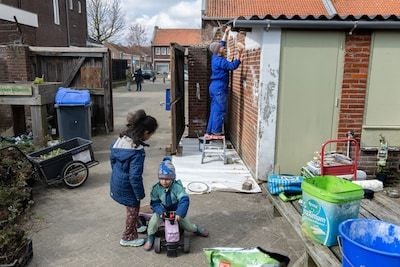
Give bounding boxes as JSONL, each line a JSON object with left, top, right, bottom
{"left": 29, "top": 46, "right": 113, "bottom": 133}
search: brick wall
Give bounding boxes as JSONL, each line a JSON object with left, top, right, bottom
{"left": 187, "top": 33, "right": 260, "bottom": 175}
{"left": 337, "top": 31, "right": 400, "bottom": 176}
{"left": 0, "top": 45, "right": 31, "bottom": 132}
{"left": 0, "top": 20, "right": 37, "bottom": 45}
{"left": 359, "top": 150, "right": 400, "bottom": 177}
{"left": 338, "top": 32, "right": 371, "bottom": 141}
{"left": 228, "top": 33, "right": 260, "bottom": 175}
{"left": 187, "top": 46, "right": 210, "bottom": 137}
{"left": 1, "top": 0, "right": 87, "bottom": 47}
{"left": 0, "top": 45, "right": 30, "bottom": 82}
{"left": 67, "top": 0, "right": 88, "bottom": 46}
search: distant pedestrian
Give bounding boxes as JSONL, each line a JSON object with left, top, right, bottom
{"left": 134, "top": 68, "right": 143, "bottom": 91}
{"left": 110, "top": 109, "right": 158, "bottom": 247}
{"left": 152, "top": 75, "right": 156, "bottom": 83}
{"left": 126, "top": 69, "right": 133, "bottom": 91}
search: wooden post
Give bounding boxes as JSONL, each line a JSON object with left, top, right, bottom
{"left": 30, "top": 105, "right": 48, "bottom": 146}
{"left": 11, "top": 105, "right": 26, "bottom": 136}
{"left": 102, "top": 50, "right": 113, "bottom": 133}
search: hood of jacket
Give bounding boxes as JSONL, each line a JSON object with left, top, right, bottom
{"left": 111, "top": 136, "right": 143, "bottom": 162}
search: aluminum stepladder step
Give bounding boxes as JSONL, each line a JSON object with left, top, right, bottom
{"left": 201, "top": 135, "right": 226, "bottom": 164}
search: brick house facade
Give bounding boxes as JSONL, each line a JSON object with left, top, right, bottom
{"left": 0, "top": 0, "right": 88, "bottom": 133}
{"left": 0, "top": 0, "right": 87, "bottom": 46}
{"left": 152, "top": 27, "right": 201, "bottom": 74}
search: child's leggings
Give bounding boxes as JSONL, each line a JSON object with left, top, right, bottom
{"left": 147, "top": 213, "right": 198, "bottom": 235}
{"left": 122, "top": 206, "right": 140, "bottom": 240}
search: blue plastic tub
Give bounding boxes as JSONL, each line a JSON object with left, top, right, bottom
{"left": 339, "top": 219, "right": 400, "bottom": 267}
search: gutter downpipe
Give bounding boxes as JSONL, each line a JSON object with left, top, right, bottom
{"left": 232, "top": 19, "right": 400, "bottom": 30}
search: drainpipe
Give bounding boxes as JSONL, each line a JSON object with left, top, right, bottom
{"left": 232, "top": 19, "right": 400, "bottom": 31}
{"left": 65, "top": 0, "right": 70, "bottom": 46}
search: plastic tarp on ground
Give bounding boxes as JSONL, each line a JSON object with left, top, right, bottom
{"left": 204, "top": 247, "right": 290, "bottom": 267}
{"left": 172, "top": 138, "right": 261, "bottom": 194}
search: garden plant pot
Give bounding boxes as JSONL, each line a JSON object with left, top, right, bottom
{"left": 0, "top": 239, "right": 33, "bottom": 267}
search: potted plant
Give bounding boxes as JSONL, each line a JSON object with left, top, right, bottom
{"left": 0, "top": 146, "right": 35, "bottom": 266}
{"left": 376, "top": 135, "right": 390, "bottom": 183}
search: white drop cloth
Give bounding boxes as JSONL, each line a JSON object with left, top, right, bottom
{"left": 172, "top": 138, "right": 261, "bottom": 194}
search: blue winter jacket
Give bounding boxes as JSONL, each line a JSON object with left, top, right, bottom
{"left": 210, "top": 41, "right": 241, "bottom": 95}
{"left": 109, "top": 137, "right": 145, "bottom": 207}
{"left": 150, "top": 180, "right": 190, "bottom": 218}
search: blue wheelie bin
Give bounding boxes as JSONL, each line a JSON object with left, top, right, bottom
{"left": 55, "top": 87, "right": 92, "bottom": 140}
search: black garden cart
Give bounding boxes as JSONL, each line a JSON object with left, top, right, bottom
{"left": 27, "top": 137, "right": 98, "bottom": 188}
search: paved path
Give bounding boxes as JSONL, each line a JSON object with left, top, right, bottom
{"left": 28, "top": 82, "right": 304, "bottom": 266}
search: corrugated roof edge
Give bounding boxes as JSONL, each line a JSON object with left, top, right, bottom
{"left": 234, "top": 14, "right": 400, "bottom": 21}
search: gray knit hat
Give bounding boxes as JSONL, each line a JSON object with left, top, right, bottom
{"left": 209, "top": 41, "right": 223, "bottom": 54}
{"left": 158, "top": 157, "right": 176, "bottom": 180}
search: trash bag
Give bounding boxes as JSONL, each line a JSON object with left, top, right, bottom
{"left": 204, "top": 247, "right": 290, "bottom": 267}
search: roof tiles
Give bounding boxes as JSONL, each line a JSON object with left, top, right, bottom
{"left": 333, "top": 0, "right": 400, "bottom": 16}
{"left": 205, "top": 0, "right": 400, "bottom": 19}
{"left": 206, "top": 0, "right": 329, "bottom": 18}
{"left": 152, "top": 28, "right": 202, "bottom": 46}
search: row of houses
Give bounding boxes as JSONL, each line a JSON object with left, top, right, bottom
{"left": 0, "top": 1, "right": 202, "bottom": 135}
{"left": 106, "top": 26, "right": 202, "bottom": 74}
{"left": 0, "top": 1, "right": 202, "bottom": 76}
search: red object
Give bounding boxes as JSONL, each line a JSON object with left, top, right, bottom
{"left": 204, "top": 134, "right": 225, "bottom": 140}
{"left": 320, "top": 138, "right": 359, "bottom": 180}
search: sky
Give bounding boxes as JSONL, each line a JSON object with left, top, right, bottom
{"left": 119, "top": 0, "right": 202, "bottom": 44}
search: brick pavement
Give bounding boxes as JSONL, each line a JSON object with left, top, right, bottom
{"left": 28, "top": 81, "right": 304, "bottom": 266}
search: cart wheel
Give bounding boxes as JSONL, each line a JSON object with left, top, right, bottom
{"left": 183, "top": 235, "right": 190, "bottom": 253}
{"left": 154, "top": 237, "right": 161, "bottom": 253}
{"left": 62, "top": 161, "right": 88, "bottom": 188}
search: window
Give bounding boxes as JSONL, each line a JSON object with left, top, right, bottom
{"left": 78, "top": 1, "right": 82, "bottom": 13}
{"left": 167, "top": 47, "right": 170, "bottom": 55}
{"left": 156, "top": 63, "right": 169, "bottom": 74}
{"left": 69, "top": 0, "right": 73, "bottom": 10}
{"left": 53, "top": 0, "right": 60, "bottom": 25}
{"left": 155, "top": 47, "right": 160, "bottom": 55}
{"left": 161, "top": 47, "right": 167, "bottom": 55}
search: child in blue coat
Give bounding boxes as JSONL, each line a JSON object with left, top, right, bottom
{"left": 110, "top": 109, "right": 158, "bottom": 247}
{"left": 144, "top": 157, "right": 209, "bottom": 250}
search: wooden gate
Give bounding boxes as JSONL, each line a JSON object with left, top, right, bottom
{"left": 29, "top": 46, "right": 113, "bottom": 133}
{"left": 170, "top": 43, "right": 185, "bottom": 154}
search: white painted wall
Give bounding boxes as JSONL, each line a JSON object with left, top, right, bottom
{"left": 256, "top": 29, "right": 282, "bottom": 180}
{"left": 0, "top": 4, "right": 38, "bottom": 28}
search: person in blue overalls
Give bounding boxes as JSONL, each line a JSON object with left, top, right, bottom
{"left": 206, "top": 26, "right": 243, "bottom": 138}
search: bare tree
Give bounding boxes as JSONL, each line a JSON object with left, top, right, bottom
{"left": 128, "top": 23, "right": 148, "bottom": 47}
{"left": 87, "top": 0, "right": 125, "bottom": 43}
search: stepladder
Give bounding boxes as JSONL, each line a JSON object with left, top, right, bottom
{"left": 201, "top": 135, "right": 226, "bottom": 164}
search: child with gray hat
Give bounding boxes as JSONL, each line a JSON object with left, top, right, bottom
{"left": 144, "top": 157, "right": 209, "bottom": 250}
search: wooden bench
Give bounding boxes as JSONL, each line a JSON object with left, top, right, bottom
{"left": 262, "top": 184, "right": 400, "bottom": 267}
